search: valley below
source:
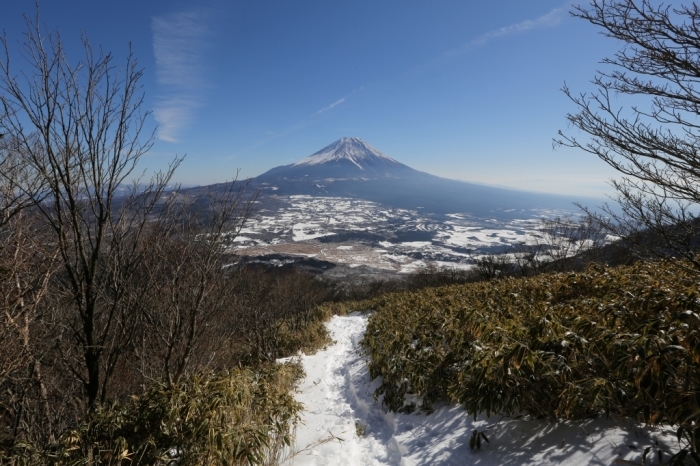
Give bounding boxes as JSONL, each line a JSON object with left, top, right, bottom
{"left": 227, "top": 194, "right": 577, "bottom": 279}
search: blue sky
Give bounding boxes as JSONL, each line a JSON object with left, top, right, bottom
{"left": 1, "top": 1, "right": 622, "bottom": 197}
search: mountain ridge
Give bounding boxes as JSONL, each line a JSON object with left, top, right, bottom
{"left": 246, "top": 137, "right": 590, "bottom": 218}
{"left": 293, "top": 137, "right": 402, "bottom": 169}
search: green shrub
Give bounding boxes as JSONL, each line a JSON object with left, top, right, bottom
{"left": 360, "top": 259, "right": 700, "bottom": 453}
{"left": 1, "top": 362, "right": 303, "bottom": 465}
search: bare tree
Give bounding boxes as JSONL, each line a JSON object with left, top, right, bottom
{"left": 136, "top": 182, "right": 255, "bottom": 386}
{"left": 536, "top": 216, "right": 608, "bottom": 270}
{"left": 229, "top": 266, "right": 335, "bottom": 362}
{"left": 0, "top": 134, "right": 47, "bottom": 228}
{"left": 468, "top": 252, "right": 513, "bottom": 280}
{"left": 466, "top": 217, "right": 608, "bottom": 279}
{"left": 509, "top": 241, "right": 547, "bottom": 277}
{"left": 0, "top": 119, "right": 61, "bottom": 446}
{"left": 555, "top": 0, "right": 700, "bottom": 268}
{"left": 0, "top": 15, "right": 181, "bottom": 409}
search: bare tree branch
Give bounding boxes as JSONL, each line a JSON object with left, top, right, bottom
{"left": 0, "top": 13, "right": 182, "bottom": 409}
{"left": 555, "top": 0, "right": 700, "bottom": 266}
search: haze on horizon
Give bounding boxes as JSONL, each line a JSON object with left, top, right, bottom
{"left": 0, "top": 1, "right": 621, "bottom": 198}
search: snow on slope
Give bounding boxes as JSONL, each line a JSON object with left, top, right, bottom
{"left": 284, "top": 314, "right": 677, "bottom": 466}
{"left": 293, "top": 137, "right": 400, "bottom": 169}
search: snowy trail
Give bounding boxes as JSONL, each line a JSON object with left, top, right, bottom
{"left": 285, "top": 314, "right": 402, "bottom": 465}
{"left": 285, "top": 314, "right": 678, "bottom": 466}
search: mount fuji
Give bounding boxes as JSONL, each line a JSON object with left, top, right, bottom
{"left": 250, "top": 137, "right": 589, "bottom": 218}
{"left": 294, "top": 137, "right": 400, "bottom": 169}
{"left": 257, "top": 137, "right": 410, "bottom": 179}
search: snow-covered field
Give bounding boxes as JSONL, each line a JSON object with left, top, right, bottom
{"left": 283, "top": 314, "right": 677, "bottom": 466}
{"left": 231, "top": 195, "right": 574, "bottom": 273}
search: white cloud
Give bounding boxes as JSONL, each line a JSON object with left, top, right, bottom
{"left": 152, "top": 96, "right": 200, "bottom": 143}
{"left": 444, "top": 4, "right": 569, "bottom": 59}
{"left": 312, "top": 86, "right": 365, "bottom": 116}
{"left": 315, "top": 97, "right": 346, "bottom": 115}
{"left": 152, "top": 8, "right": 211, "bottom": 143}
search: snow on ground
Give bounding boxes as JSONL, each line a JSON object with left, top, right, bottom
{"left": 292, "top": 222, "right": 336, "bottom": 241}
{"left": 233, "top": 196, "right": 572, "bottom": 270}
{"left": 284, "top": 314, "right": 677, "bottom": 466}
{"left": 232, "top": 196, "right": 606, "bottom": 273}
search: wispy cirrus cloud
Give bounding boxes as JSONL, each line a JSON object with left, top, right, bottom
{"left": 312, "top": 86, "right": 365, "bottom": 116}
{"left": 152, "top": 8, "right": 211, "bottom": 143}
{"left": 236, "top": 86, "right": 366, "bottom": 155}
{"left": 315, "top": 97, "right": 346, "bottom": 114}
{"left": 442, "top": 4, "right": 569, "bottom": 60}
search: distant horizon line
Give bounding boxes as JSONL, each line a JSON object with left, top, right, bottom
{"left": 163, "top": 173, "right": 607, "bottom": 202}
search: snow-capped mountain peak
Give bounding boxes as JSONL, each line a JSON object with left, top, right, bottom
{"left": 293, "top": 137, "right": 400, "bottom": 170}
